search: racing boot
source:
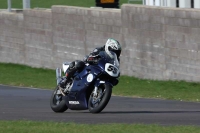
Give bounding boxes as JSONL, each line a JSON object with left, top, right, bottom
{"left": 59, "top": 67, "right": 77, "bottom": 89}
{"left": 59, "top": 77, "right": 68, "bottom": 89}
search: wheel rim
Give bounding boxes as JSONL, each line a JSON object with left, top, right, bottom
{"left": 90, "top": 87, "right": 105, "bottom": 108}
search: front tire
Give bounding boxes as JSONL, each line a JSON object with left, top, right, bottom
{"left": 88, "top": 84, "right": 112, "bottom": 113}
{"left": 50, "top": 86, "right": 68, "bottom": 113}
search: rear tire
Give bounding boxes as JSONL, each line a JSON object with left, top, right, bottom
{"left": 88, "top": 84, "right": 112, "bottom": 113}
{"left": 50, "top": 86, "right": 68, "bottom": 113}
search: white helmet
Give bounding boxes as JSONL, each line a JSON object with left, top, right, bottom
{"left": 105, "top": 38, "right": 121, "bottom": 58}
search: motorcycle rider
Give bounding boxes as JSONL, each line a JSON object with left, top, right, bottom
{"left": 59, "top": 38, "right": 122, "bottom": 89}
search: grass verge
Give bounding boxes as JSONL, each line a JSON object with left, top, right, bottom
{"left": 0, "top": 121, "right": 200, "bottom": 133}
{"left": 0, "top": 63, "right": 200, "bottom": 102}
{"left": 114, "top": 76, "right": 200, "bottom": 101}
{"left": 0, "top": 63, "right": 55, "bottom": 89}
{"left": 0, "top": 0, "right": 142, "bottom": 9}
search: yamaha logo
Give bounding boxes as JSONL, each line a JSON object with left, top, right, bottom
{"left": 69, "top": 101, "right": 80, "bottom": 104}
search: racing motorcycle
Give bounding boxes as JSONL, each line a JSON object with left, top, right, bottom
{"left": 50, "top": 51, "right": 120, "bottom": 113}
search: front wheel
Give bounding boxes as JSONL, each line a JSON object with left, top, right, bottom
{"left": 50, "top": 86, "right": 68, "bottom": 113}
{"left": 88, "top": 84, "right": 112, "bottom": 113}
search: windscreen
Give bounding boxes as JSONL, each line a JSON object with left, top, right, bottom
{"left": 99, "top": 51, "right": 119, "bottom": 68}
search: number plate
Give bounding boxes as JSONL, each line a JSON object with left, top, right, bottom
{"left": 100, "top": 0, "right": 115, "bottom": 3}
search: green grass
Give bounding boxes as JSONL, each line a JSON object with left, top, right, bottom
{"left": 114, "top": 76, "right": 200, "bottom": 101}
{"left": 0, "top": 121, "right": 200, "bottom": 133}
{"left": 0, "top": 0, "right": 142, "bottom": 9}
{"left": 0, "top": 63, "right": 200, "bottom": 102}
{"left": 0, "top": 63, "right": 55, "bottom": 89}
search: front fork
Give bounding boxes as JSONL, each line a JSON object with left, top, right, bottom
{"left": 93, "top": 86, "right": 98, "bottom": 97}
{"left": 93, "top": 80, "right": 112, "bottom": 97}
{"left": 93, "top": 80, "right": 104, "bottom": 98}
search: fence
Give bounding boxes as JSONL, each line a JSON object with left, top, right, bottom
{"left": 143, "top": 0, "right": 200, "bottom": 8}
{"left": 7, "top": 0, "right": 30, "bottom": 12}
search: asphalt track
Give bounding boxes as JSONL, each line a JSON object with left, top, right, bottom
{"left": 0, "top": 85, "right": 200, "bottom": 126}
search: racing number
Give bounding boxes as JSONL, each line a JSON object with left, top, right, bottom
{"left": 107, "top": 65, "right": 117, "bottom": 74}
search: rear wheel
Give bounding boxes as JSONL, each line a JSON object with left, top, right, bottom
{"left": 88, "top": 84, "right": 112, "bottom": 113}
{"left": 50, "top": 86, "right": 68, "bottom": 113}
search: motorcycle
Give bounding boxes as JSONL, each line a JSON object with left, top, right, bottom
{"left": 50, "top": 51, "right": 120, "bottom": 113}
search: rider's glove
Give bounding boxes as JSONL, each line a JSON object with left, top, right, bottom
{"left": 87, "top": 57, "right": 96, "bottom": 63}
{"left": 87, "top": 55, "right": 99, "bottom": 63}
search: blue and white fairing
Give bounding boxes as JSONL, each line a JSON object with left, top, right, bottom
{"left": 63, "top": 51, "right": 120, "bottom": 110}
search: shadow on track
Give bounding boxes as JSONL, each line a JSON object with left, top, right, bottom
{"left": 100, "top": 111, "right": 200, "bottom": 114}
{"left": 61, "top": 110, "right": 200, "bottom": 114}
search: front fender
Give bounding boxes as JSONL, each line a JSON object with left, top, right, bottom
{"left": 95, "top": 80, "right": 113, "bottom": 88}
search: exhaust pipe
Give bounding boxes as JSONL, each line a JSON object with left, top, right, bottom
{"left": 56, "top": 68, "right": 62, "bottom": 85}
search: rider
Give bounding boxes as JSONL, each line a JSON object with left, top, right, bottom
{"left": 59, "top": 38, "right": 122, "bottom": 89}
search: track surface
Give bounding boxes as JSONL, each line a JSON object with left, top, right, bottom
{"left": 0, "top": 85, "right": 200, "bottom": 126}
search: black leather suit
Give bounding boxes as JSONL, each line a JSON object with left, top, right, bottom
{"left": 60, "top": 46, "right": 120, "bottom": 88}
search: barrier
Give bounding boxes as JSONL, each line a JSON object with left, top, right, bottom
{"left": 1, "top": 5, "right": 200, "bottom": 82}
{"left": 143, "top": 0, "right": 200, "bottom": 8}
{"left": 7, "top": 0, "right": 30, "bottom": 12}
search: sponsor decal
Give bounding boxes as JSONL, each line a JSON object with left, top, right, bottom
{"left": 87, "top": 74, "right": 93, "bottom": 82}
{"left": 69, "top": 101, "right": 80, "bottom": 104}
{"left": 100, "top": 81, "right": 105, "bottom": 83}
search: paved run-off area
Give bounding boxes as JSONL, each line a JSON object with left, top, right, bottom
{"left": 0, "top": 85, "right": 200, "bottom": 126}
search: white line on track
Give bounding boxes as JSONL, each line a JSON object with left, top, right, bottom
{"left": 0, "top": 84, "right": 52, "bottom": 91}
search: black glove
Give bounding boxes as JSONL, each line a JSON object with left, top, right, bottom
{"left": 83, "top": 53, "right": 98, "bottom": 62}
{"left": 86, "top": 55, "right": 99, "bottom": 63}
